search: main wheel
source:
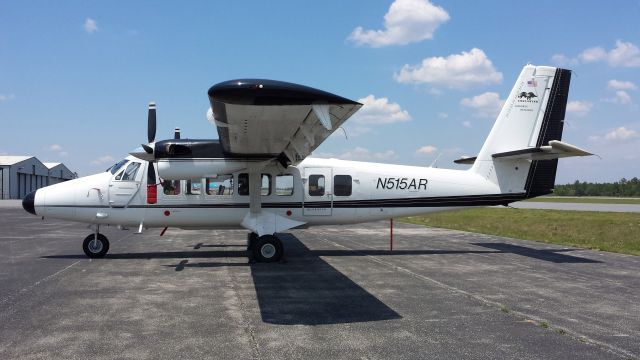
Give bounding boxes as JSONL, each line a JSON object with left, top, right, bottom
{"left": 247, "top": 232, "right": 259, "bottom": 251}
{"left": 252, "top": 235, "right": 283, "bottom": 263}
{"left": 82, "top": 234, "right": 110, "bottom": 258}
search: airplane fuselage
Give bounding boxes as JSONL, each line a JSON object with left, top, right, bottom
{"left": 31, "top": 156, "right": 521, "bottom": 230}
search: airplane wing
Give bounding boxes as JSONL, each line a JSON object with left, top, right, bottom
{"left": 207, "top": 79, "right": 362, "bottom": 167}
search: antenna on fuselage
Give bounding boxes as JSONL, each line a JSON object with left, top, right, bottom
{"left": 429, "top": 153, "right": 443, "bottom": 168}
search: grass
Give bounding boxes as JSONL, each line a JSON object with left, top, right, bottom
{"left": 401, "top": 208, "right": 640, "bottom": 256}
{"left": 525, "top": 196, "right": 640, "bottom": 205}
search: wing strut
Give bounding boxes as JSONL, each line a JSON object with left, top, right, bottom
{"left": 249, "top": 172, "right": 261, "bottom": 214}
{"left": 240, "top": 167, "right": 306, "bottom": 237}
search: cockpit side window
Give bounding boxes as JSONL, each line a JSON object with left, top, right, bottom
{"left": 121, "top": 162, "right": 141, "bottom": 181}
{"left": 109, "top": 159, "right": 129, "bottom": 174}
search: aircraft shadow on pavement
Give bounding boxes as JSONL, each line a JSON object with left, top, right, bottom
{"left": 248, "top": 233, "right": 401, "bottom": 325}
{"left": 471, "top": 242, "right": 602, "bottom": 263}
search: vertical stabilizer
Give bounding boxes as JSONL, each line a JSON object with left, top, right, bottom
{"left": 471, "top": 65, "right": 571, "bottom": 197}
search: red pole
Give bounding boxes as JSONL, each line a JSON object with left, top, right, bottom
{"left": 390, "top": 218, "right": 393, "bottom": 251}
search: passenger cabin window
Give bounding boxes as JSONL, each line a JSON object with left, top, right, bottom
{"left": 206, "top": 175, "right": 234, "bottom": 196}
{"left": 238, "top": 174, "right": 249, "bottom": 196}
{"left": 334, "top": 175, "right": 352, "bottom": 196}
{"left": 238, "top": 173, "right": 272, "bottom": 196}
{"left": 162, "top": 180, "right": 182, "bottom": 195}
{"left": 186, "top": 179, "right": 201, "bottom": 195}
{"left": 275, "top": 175, "right": 294, "bottom": 196}
{"left": 308, "top": 175, "right": 325, "bottom": 196}
{"left": 116, "top": 162, "right": 140, "bottom": 181}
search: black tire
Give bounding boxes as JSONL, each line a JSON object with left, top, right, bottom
{"left": 247, "top": 232, "right": 259, "bottom": 251}
{"left": 252, "top": 235, "right": 283, "bottom": 263}
{"left": 82, "top": 234, "right": 110, "bottom": 258}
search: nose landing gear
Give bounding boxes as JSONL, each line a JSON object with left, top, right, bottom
{"left": 82, "top": 225, "right": 110, "bottom": 258}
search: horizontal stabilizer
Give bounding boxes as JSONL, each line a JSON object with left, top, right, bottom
{"left": 453, "top": 156, "right": 477, "bottom": 165}
{"left": 492, "top": 140, "right": 592, "bottom": 160}
{"left": 454, "top": 141, "right": 592, "bottom": 164}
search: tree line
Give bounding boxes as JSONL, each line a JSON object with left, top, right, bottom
{"left": 553, "top": 178, "right": 640, "bottom": 197}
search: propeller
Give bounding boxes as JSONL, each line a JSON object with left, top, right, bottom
{"left": 148, "top": 102, "right": 156, "bottom": 143}
{"left": 145, "top": 102, "right": 158, "bottom": 203}
{"left": 129, "top": 102, "right": 157, "bottom": 161}
{"left": 147, "top": 161, "right": 157, "bottom": 204}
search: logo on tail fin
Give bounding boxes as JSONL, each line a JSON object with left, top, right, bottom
{"left": 517, "top": 92, "right": 537, "bottom": 100}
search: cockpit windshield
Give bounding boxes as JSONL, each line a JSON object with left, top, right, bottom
{"left": 108, "top": 159, "right": 129, "bottom": 174}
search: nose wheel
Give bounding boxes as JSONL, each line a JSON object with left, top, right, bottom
{"left": 82, "top": 233, "right": 110, "bottom": 258}
{"left": 248, "top": 234, "right": 283, "bottom": 263}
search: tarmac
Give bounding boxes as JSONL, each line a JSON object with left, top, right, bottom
{"left": 1, "top": 202, "right": 639, "bottom": 359}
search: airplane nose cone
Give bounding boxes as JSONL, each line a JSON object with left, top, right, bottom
{"left": 22, "top": 190, "right": 37, "bottom": 215}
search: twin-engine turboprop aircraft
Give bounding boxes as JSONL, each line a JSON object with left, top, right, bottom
{"left": 22, "top": 64, "right": 592, "bottom": 262}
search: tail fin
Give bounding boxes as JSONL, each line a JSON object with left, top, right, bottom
{"left": 471, "top": 65, "right": 573, "bottom": 198}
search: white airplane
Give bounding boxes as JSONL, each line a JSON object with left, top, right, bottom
{"left": 22, "top": 64, "right": 592, "bottom": 262}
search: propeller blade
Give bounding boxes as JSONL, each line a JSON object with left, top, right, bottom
{"left": 142, "top": 143, "right": 153, "bottom": 154}
{"left": 147, "top": 161, "right": 156, "bottom": 185}
{"left": 148, "top": 102, "right": 157, "bottom": 143}
{"left": 146, "top": 161, "right": 158, "bottom": 204}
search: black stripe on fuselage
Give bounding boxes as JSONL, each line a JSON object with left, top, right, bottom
{"left": 43, "top": 193, "right": 526, "bottom": 209}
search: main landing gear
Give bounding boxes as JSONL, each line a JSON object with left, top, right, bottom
{"left": 247, "top": 232, "right": 283, "bottom": 263}
{"left": 82, "top": 225, "right": 110, "bottom": 258}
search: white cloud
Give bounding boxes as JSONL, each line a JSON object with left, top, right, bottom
{"left": 551, "top": 54, "right": 578, "bottom": 67}
{"left": 91, "top": 155, "right": 115, "bottom": 165}
{"left": 554, "top": 40, "right": 640, "bottom": 68}
{"left": 605, "top": 90, "right": 632, "bottom": 105}
{"left": 608, "top": 40, "right": 640, "bottom": 67}
{"left": 607, "top": 79, "right": 637, "bottom": 91}
{"left": 47, "top": 144, "right": 68, "bottom": 158}
{"left": 348, "top": 0, "right": 449, "bottom": 47}
{"left": 462, "top": 121, "right": 472, "bottom": 128}
{"left": 605, "top": 127, "right": 638, "bottom": 141}
{"left": 395, "top": 48, "right": 503, "bottom": 89}
{"left": 565, "top": 100, "right": 593, "bottom": 117}
{"left": 416, "top": 145, "right": 437, "bottom": 154}
{"left": 0, "top": 94, "right": 15, "bottom": 102}
{"left": 352, "top": 95, "right": 411, "bottom": 124}
{"left": 578, "top": 46, "right": 607, "bottom": 63}
{"left": 460, "top": 92, "right": 504, "bottom": 118}
{"left": 338, "top": 147, "right": 397, "bottom": 161}
{"left": 437, "top": 112, "right": 448, "bottom": 119}
{"left": 84, "top": 18, "right": 98, "bottom": 34}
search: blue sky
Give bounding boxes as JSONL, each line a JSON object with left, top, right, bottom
{"left": 1, "top": 0, "right": 639, "bottom": 182}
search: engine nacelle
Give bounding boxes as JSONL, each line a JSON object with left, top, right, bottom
{"left": 157, "top": 159, "right": 251, "bottom": 180}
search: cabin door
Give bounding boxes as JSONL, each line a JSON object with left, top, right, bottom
{"left": 108, "top": 161, "right": 143, "bottom": 207}
{"left": 303, "top": 167, "right": 332, "bottom": 216}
